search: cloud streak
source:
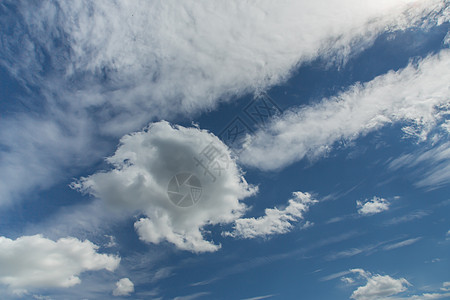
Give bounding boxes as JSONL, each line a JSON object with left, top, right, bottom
{"left": 240, "top": 49, "right": 450, "bottom": 170}
{"left": 0, "top": 0, "right": 447, "bottom": 205}
{"left": 223, "top": 192, "right": 317, "bottom": 239}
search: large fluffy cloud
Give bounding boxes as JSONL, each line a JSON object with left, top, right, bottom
{"left": 73, "top": 121, "right": 257, "bottom": 252}
{"left": 240, "top": 49, "right": 450, "bottom": 170}
{"left": 0, "top": 0, "right": 447, "bottom": 205}
{"left": 223, "top": 192, "right": 317, "bottom": 239}
{"left": 0, "top": 234, "right": 120, "bottom": 294}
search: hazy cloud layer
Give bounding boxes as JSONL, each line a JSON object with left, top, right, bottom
{"left": 0, "top": 0, "right": 446, "bottom": 205}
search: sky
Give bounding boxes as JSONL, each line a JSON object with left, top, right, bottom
{"left": 0, "top": 1, "right": 449, "bottom": 299}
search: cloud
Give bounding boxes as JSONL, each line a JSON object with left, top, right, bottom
{"left": 223, "top": 192, "right": 317, "bottom": 239}
{"left": 0, "top": 234, "right": 120, "bottom": 294}
{"left": 240, "top": 49, "right": 450, "bottom": 170}
{"left": 384, "top": 210, "right": 430, "bottom": 225}
{"left": 339, "top": 270, "right": 450, "bottom": 300}
{"left": 104, "top": 235, "right": 118, "bottom": 248}
{"left": 0, "top": 0, "right": 447, "bottom": 205}
{"left": 382, "top": 237, "right": 422, "bottom": 251}
{"left": 389, "top": 142, "right": 450, "bottom": 190}
{"left": 320, "top": 270, "right": 353, "bottom": 282}
{"left": 357, "top": 196, "right": 390, "bottom": 215}
{"left": 326, "top": 237, "right": 420, "bottom": 261}
{"left": 73, "top": 121, "right": 257, "bottom": 252}
{"left": 113, "top": 278, "right": 134, "bottom": 297}
{"left": 173, "top": 292, "right": 211, "bottom": 300}
{"left": 406, "top": 293, "right": 450, "bottom": 299}
{"left": 342, "top": 277, "right": 356, "bottom": 284}
{"left": 348, "top": 269, "right": 410, "bottom": 300}
{"left": 242, "top": 295, "right": 275, "bottom": 300}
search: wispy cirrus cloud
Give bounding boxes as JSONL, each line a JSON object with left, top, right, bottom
{"left": 0, "top": 0, "right": 447, "bottom": 205}
{"left": 384, "top": 210, "right": 430, "bottom": 226}
{"left": 240, "top": 49, "right": 450, "bottom": 171}
{"left": 389, "top": 142, "right": 450, "bottom": 190}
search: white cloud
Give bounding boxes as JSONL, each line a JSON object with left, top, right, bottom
{"left": 242, "top": 295, "right": 275, "bottom": 300}
{"left": 340, "top": 270, "right": 450, "bottom": 300}
{"left": 0, "top": 0, "right": 447, "bottom": 205}
{"left": 104, "top": 235, "right": 117, "bottom": 248}
{"left": 384, "top": 210, "right": 430, "bottom": 225}
{"left": 406, "top": 293, "right": 450, "bottom": 299}
{"left": 113, "top": 278, "right": 134, "bottom": 297}
{"left": 342, "top": 277, "right": 356, "bottom": 284}
{"left": 382, "top": 237, "right": 422, "bottom": 251}
{"left": 349, "top": 269, "right": 410, "bottom": 300}
{"left": 357, "top": 197, "right": 390, "bottom": 215}
{"left": 223, "top": 192, "right": 317, "bottom": 239}
{"left": 173, "top": 292, "right": 211, "bottom": 300}
{"left": 73, "top": 121, "right": 257, "bottom": 252}
{"left": 0, "top": 235, "right": 120, "bottom": 294}
{"left": 389, "top": 142, "right": 450, "bottom": 189}
{"left": 240, "top": 49, "right": 450, "bottom": 170}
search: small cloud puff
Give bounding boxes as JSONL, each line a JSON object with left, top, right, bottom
{"left": 113, "top": 278, "right": 134, "bottom": 297}
{"left": 357, "top": 196, "right": 390, "bottom": 216}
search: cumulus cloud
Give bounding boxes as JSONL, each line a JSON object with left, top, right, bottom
{"left": 0, "top": 0, "right": 447, "bottom": 205}
{"left": 240, "top": 49, "right": 450, "bottom": 170}
{"left": 343, "top": 270, "right": 450, "bottom": 300}
{"left": 113, "top": 278, "right": 134, "bottom": 297}
{"left": 357, "top": 196, "right": 390, "bottom": 215}
{"left": 348, "top": 269, "right": 410, "bottom": 300}
{"left": 223, "top": 192, "right": 317, "bottom": 239}
{"left": 73, "top": 121, "right": 257, "bottom": 252}
{"left": 0, "top": 234, "right": 120, "bottom": 294}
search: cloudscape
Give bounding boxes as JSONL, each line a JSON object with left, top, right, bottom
{"left": 0, "top": 1, "right": 449, "bottom": 299}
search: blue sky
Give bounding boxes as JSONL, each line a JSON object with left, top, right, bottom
{"left": 0, "top": 1, "right": 449, "bottom": 299}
